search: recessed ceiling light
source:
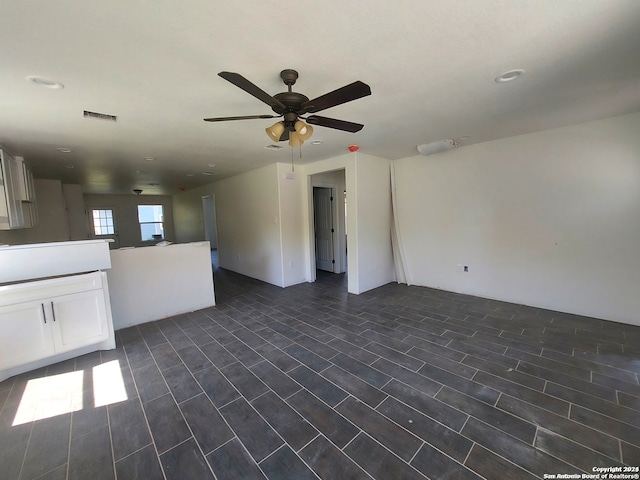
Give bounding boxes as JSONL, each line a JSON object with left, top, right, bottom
{"left": 495, "top": 69, "right": 525, "bottom": 83}
{"left": 202, "top": 172, "right": 213, "bottom": 176}
{"left": 64, "top": 164, "right": 74, "bottom": 169}
{"left": 144, "top": 157, "right": 154, "bottom": 162}
{"left": 311, "top": 140, "right": 323, "bottom": 145}
{"left": 56, "top": 147, "right": 72, "bottom": 153}
{"left": 459, "top": 136, "right": 471, "bottom": 140}
{"left": 207, "top": 163, "right": 216, "bottom": 168}
{"left": 26, "top": 75, "right": 64, "bottom": 89}
{"left": 186, "top": 173, "right": 194, "bottom": 177}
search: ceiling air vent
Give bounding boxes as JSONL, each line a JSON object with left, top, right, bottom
{"left": 83, "top": 110, "right": 117, "bottom": 121}
{"left": 265, "top": 144, "right": 283, "bottom": 150}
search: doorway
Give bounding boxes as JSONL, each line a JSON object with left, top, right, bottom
{"left": 202, "top": 195, "right": 219, "bottom": 269}
{"left": 310, "top": 169, "right": 347, "bottom": 279}
{"left": 313, "top": 187, "right": 335, "bottom": 272}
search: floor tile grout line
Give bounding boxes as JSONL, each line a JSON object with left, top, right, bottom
{"left": 464, "top": 415, "right": 592, "bottom": 475}
{"left": 495, "top": 392, "right": 626, "bottom": 461}
{"left": 150, "top": 375, "right": 220, "bottom": 479}
{"left": 543, "top": 379, "right": 640, "bottom": 425}
{"left": 340, "top": 429, "right": 429, "bottom": 479}
{"left": 294, "top": 432, "right": 322, "bottom": 454}
{"left": 566, "top": 400, "right": 640, "bottom": 437}
{"left": 461, "top": 440, "right": 475, "bottom": 466}
{"left": 255, "top": 442, "right": 323, "bottom": 480}
{"left": 110, "top": 441, "right": 154, "bottom": 465}
{"left": 103, "top": 392, "right": 117, "bottom": 480}
{"left": 121, "top": 342, "right": 170, "bottom": 480}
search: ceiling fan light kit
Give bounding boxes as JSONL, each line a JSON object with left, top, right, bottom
{"left": 205, "top": 69, "right": 371, "bottom": 146}
{"left": 265, "top": 122, "right": 285, "bottom": 142}
{"left": 289, "top": 131, "right": 303, "bottom": 147}
{"left": 294, "top": 120, "right": 313, "bottom": 141}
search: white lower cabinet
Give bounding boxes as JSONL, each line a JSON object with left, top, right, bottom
{"left": 0, "top": 271, "right": 115, "bottom": 379}
{"left": 0, "top": 300, "right": 54, "bottom": 369}
{"left": 51, "top": 289, "right": 110, "bottom": 354}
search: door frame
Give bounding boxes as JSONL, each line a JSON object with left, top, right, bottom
{"left": 87, "top": 206, "right": 120, "bottom": 249}
{"left": 310, "top": 181, "right": 346, "bottom": 277}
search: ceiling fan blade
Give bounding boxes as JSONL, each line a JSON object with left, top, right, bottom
{"left": 218, "top": 72, "right": 286, "bottom": 110}
{"left": 302, "top": 81, "right": 371, "bottom": 113}
{"left": 306, "top": 115, "right": 364, "bottom": 133}
{"left": 203, "top": 114, "right": 279, "bottom": 122}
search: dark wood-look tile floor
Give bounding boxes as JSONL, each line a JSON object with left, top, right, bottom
{"left": 1, "top": 268, "right": 639, "bottom": 479}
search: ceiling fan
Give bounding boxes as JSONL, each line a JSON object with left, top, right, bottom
{"left": 204, "top": 69, "right": 371, "bottom": 146}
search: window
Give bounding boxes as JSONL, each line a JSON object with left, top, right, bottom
{"left": 138, "top": 205, "right": 164, "bottom": 241}
{"left": 91, "top": 209, "right": 115, "bottom": 235}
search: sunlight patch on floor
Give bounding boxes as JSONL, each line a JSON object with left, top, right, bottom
{"left": 13, "top": 371, "right": 84, "bottom": 426}
{"left": 12, "top": 360, "right": 128, "bottom": 426}
{"left": 93, "top": 360, "right": 127, "bottom": 407}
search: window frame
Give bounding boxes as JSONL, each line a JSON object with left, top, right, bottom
{"left": 90, "top": 208, "right": 115, "bottom": 236}
{"left": 137, "top": 204, "right": 165, "bottom": 242}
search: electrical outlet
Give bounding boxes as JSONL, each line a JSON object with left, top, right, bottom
{"left": 464, "top": 265, "right": 469, "bottom": 272}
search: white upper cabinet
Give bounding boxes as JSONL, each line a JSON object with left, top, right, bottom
{"left": 0, "top": 148, "right": 37, "bottom": 230}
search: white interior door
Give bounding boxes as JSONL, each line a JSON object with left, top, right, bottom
{"left": 314, "top": 187, "right": 335, "bottom": 272}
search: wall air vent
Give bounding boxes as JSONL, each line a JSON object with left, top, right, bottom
{"left": 265, "top": 144, "right": 283, "bottom": 150}
{"left": 83, "top": 110, "right": 117, "bottom": 121}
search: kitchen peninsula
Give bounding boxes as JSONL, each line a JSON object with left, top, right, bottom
{"left": 0, "top": 240, "right": 115, "bottom": 382}
{"left": 106, "top": 241, "right": 215, "bottom": 330}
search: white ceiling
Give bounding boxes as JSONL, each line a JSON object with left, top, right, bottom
{"left": 1, "top": 1, "right": 639, "bottom": 195}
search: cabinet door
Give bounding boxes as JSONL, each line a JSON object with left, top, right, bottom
{"left": 0, "top": 301, "right": 54, "bottom": 370}
{"left": 49, "top": 289, "right": 109, "bottom": 354}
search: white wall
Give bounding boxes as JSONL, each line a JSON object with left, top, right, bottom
{"left": 393, "top": 112, "right": 640, "bottom": 325}
{"left": 214, "top": 163, "right": 285, "bottom": 286}
{"left": 172, "top": 163, "right": 305, "bottom": 288}
{"left": 350, "top": 153, "right": 395, "bottom": 293}
{"left": 24, "top": 179, "right": 69, "bottom": 243}
{"left": 62, "top": 184, "right": 90, "bottom": 240}
{"left": 277, "top": 164, "right": 306, "bottom": 287}
{"left": 173, "top": 183, "right": 213, "bottom": 244}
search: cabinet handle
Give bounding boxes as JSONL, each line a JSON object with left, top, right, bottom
{"left": 42, "top": 303, "right": 46, "bottom": 323}
{"left": 51, "top": 301, "right": 56, "bottom": 322}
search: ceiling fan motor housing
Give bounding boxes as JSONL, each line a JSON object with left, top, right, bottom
{"left": 272, "top": 92, "right": 310, "bottom": 116}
